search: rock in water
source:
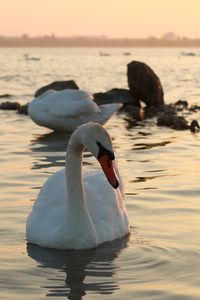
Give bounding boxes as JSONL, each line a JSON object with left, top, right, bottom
{"left": 127, "top": 61, "right": 164, "bottom": 108}
{"left": 190, "top": 120, "right": 200, "bottom": 133}
{"left": 0, "top": 101, "right": 20, "bottom": 110}
{"left": 93, "top": 88, "right": 139, "bottom": 106}
{"left": 157, "top": 113, "right": 189, "bottom": 130}
{"left": 35, "top": 80, "right": 79, "bottom": 97}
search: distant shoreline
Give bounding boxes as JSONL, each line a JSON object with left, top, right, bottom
{"left": 0, "top": 36, "right": 200, "bottom": 47}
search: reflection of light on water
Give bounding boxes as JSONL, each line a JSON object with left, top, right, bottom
{"left": 27, "top": 235, "right": 130, "bottom": 299}
{"left": 133, "top": 141, "right": 171, "bottom": 150}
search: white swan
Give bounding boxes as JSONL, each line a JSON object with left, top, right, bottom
{"left": 28, "top": 89, "right": 122, "bottom": 132}
{"left": 26, "top": 122, "right": 130, "bottom": 250}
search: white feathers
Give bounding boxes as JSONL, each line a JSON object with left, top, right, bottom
{"left": 28, "top": 89, "right": 122, "bottom": 131}
{"left": 26, "top": 123, "right": 130, "bottom": 250}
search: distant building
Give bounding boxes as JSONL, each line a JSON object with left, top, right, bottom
{"left": 161, "top": 32, "right": 177, "bottom": 40}
{"left": 22, "top": 34, "right": 29, "bottom": 39}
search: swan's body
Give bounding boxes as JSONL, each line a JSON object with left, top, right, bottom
{"left": 28, "top": 89, "right": 122, "bottom": 132}
{"left": 26, "top": 123, "right": 130, "bottom": 250}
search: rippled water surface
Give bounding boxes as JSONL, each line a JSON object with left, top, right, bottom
{"left": 0, "top": 48, "right": 200, "bottom": 300}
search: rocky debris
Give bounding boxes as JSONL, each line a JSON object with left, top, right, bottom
{"left": 157, "top": 113, "right": 189, "bottom": 130}
{"left": 127, "top": 60, "right": 164, "bottom": 108}
{"left": 0, "top": 101, "right": 20, "bottom": 110}
{"left": 0, "top": 94, "right": 13, "bottom": 99}
{"left": 174, "top": 99, "right": 188, "bottom": 109}
{"left": 189, "top": 105, "right": 200, "bottom": 112}
{"left": 143, "top": 105, "right": 160, "bottom": 118}
{"left": 190, "top": 120, "right": 200, "bottom": 132}
{"left": 34, "top": 80, "right": 79, "bottom": 97}
{"left": 120, "top": 97, "right": 200, "bottom": 131}
{"left": 121, "top": 105, "right": 141, "bottom": 120}
{"left": 145, "top": 100, "right": 200, "bottom": 131}
{"left": 0, "top": 101, "right": 28, "bottom": 115}
{"left": 93, "top": 88, "right": 139, "bottom": 106}
{"left": 157, "top": 110, "right": 200, "bottom": 132}
{"left": 17, "top": 104, "right": 29, "bottom": 115}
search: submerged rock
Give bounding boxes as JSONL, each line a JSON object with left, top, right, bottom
{"left": 0, "top": 94, "right": 13, "bottom": 99}
{"left": 0, "top": 101, "right": 29, "bottom": 115}
{"left": 156, "top": 101, "right": 200, "bottom": 131}
{"left": 121, "top": 105, "right": 141, "bottom": 120}
{"left": 143, "top": 105, "right": 160, "bottom": 118}
{"left": 34, "top": 80, "right": 79, "bottom": 97}
{"left": 17, "top": 104, "right": 29, "bottom": 115}
{"left": 157, "top": 113, "right": 189, "bottom": 130}
{"left": 127, "top": 60, "right": 164, "bottom": 108}
{"left": 190, "top": 120, "right": 200, "bottom": 133}
{"left": 0, "top": 101, "right": 20, "bottom": 110}
{"left": 174, "top": 99, "right": 189, "bottom": 109}
{"left": 189, "top": 105, "right": 200, "bottom": 112}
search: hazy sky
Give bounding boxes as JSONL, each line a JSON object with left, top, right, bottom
{"left": 1, "top": 0, "right": 200, "bottom": 38}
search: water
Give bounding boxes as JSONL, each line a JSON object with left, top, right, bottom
{"left": 0, "top": 47, "right": 200, "bottom": 300}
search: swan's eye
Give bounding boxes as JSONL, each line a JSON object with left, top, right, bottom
{"left": 96, "top": 141, "right": 115, "bottom": 161}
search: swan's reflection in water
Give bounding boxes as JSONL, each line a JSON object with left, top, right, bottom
{"left": 31, "top": 131, "right": 71, "bottom": 152}
{"left": 30, "top": 131, "right": 71, "bottom": 169}
{"left": 30, "top": 131, "right": 96, "bottom": 170}
{"left": 27, "top": 235, "right": 129, "bottom": 299}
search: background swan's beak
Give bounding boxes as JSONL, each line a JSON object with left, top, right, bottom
{"left": 98, "top": 154, "right": 119, "bottom": 189}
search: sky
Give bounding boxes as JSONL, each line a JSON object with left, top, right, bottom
{"left": 0, "top": 0, "right": 200, "bottom": 38}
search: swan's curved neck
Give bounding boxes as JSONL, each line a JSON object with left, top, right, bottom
{"left": 65, "top": 129, "right": 85, "bottom": 212}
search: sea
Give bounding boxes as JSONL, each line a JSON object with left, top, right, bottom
{"left": 0, "top": 47, "right": 200, "bottom": 300}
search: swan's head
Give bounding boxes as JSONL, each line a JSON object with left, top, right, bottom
{"left": 80, "top": 123, "right": 119, "bottom": 189}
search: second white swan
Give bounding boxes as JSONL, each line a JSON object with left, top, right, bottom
{"left": 28, "top": 89, "right": 122, "bottom": 131}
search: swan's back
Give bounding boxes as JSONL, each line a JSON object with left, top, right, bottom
{"left": 28, "top": 90, "right": 99, "bottom": 129}
{"left": 28, "top": 89, "right": 122, "bottom": 131}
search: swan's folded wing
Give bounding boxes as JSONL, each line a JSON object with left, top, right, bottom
{"left": 38, "top": 90, "right": 101, "bottom": 118}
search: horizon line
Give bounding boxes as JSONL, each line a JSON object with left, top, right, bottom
{"left": 0, "top": 34, "right": 200, "bottom": 40}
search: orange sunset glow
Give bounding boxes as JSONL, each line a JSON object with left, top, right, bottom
{"left": 1, "top": 0, "right": 200, "bottom": 38}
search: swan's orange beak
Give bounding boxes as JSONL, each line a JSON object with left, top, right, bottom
{"left": 98, "top": 154, "right": 119, "bottom": 189}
